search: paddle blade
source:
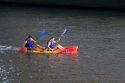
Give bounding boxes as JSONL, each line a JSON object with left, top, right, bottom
{"left": 37, "top": 31, "right": 45, "bottom": 40}
{"left": 61, "top": 29, "right": 67, "bottom": 37}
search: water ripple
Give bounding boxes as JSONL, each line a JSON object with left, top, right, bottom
{"left": 0, "top": 45, "right": 18, "bottom": 54}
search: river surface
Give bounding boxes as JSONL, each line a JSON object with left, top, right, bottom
{"left": 0, "top": 5, "right": 125, "bottom": 83}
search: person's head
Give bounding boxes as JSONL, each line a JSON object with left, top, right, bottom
{"left": 25, "top": 35, "right": 33, "bottom": 40}
{"left": 47, "top": 37, "right": 55, "bottom": 44}
{"left": 28, "top": 35, "right": 32, "bottom": 38}
{"left": 50, "top": 37, "right": 55, "bottom": 41}
{"left": 47, "top": 37, "right": 55, "bottom": 43}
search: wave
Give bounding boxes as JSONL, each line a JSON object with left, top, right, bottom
{"left": 0, "top": 45, "right": 18, "bottom": 54}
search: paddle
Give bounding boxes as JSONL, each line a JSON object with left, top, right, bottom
{"left": 58, "top": 29, "right": 67, "bottom": 41}
{"left": 34, "top": 31, "right": 46, "bottom": 48}
{"left": 36, "top": 31, "right": 45, "bottom": 41}
{"left": 61, "top": 29, "right": 67, "bottom": 37}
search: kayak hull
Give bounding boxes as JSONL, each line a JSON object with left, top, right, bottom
{"left": 17, "top": 45, "right": 78, "bottom": 54}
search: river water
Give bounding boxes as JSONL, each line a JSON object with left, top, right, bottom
{"left": 0, "top": 5, "right": 125, "bottom": 83}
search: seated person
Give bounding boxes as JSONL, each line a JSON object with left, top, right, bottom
{"left": 45, "top": 37, "right": 64, "bottom": 51}
{"left": 23, "top": 35, "right": 36, "bottom": 50}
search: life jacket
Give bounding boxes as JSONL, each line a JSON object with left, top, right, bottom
{"left": 25, "top": 40, "right": 33, "bottom": 48}
{"left": 48, "top": 41, "right": 55, "bottom": 49}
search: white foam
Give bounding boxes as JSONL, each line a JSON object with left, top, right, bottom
{"left": 0, "top": 45, "right": 18, "bottom": 53}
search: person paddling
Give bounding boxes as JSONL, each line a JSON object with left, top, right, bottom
{"left": 23, "top": 35, "right": 36, "bottom": 50}
{"left": 45, "top": 37, "right": 64, "bottom": 51}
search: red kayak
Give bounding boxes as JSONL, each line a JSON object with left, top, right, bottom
{"left": 17, "top": 45, "right": 78, "bottom": 54}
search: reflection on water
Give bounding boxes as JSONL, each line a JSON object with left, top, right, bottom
{"left": 47, "top": 53, "right": 79, "bottom": 68}
{"left": 16, "top": 53, "right": 81, "bottom": 83}
{"left": 0, "top": 52, "right": 80, "bottom": 83}
{"left": 25, "top": 53, "right": 79, "bottom": 66}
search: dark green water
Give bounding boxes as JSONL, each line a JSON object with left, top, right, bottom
{"left": 0, "top": 6, "right": 125, "bottom": 83}
{"left": 1, "top": 0, "right": 125, "bottom": 8}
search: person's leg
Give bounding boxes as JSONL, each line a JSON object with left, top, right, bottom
{"left": 55, "top": 44, "right": 64, "bottom": 50}
{"left": 58, "top": 44, "right": 64, "bottom": 49}
{"left": 44, "top": 47, "right": 52, "bottom": 51}
{"left": 33, "top": 45, "right": 45, "bottom": 51}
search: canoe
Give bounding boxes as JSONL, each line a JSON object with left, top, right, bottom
{"left": 17, "top": 45, "right": 78, "bottom": 54}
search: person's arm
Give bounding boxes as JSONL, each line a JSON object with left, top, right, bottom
{"left": 31, "top": 38, "right": 36, "bottom": 43}
{"left": 22, "top": 41, "right": 27, "bottom": 47}
{"left": 56, "top": 38, "right": 60, "bottom": 43}
{"left": 53, "top": 39, "right": 58, "bottom": 43}
{"left": 47, "top": 41, "right": 51, "bottom": 48}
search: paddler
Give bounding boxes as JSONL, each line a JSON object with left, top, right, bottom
{"left": 23, "top": 35, "right": 36, "bottom": 50}
{"left": 45, "top": 37, "right": 64, "bottom": 51}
